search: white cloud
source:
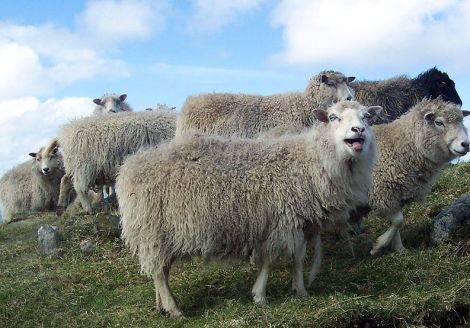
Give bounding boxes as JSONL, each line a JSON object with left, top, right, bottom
{"left": 0, "top": 0, "right": 166, "bottom": 100}
{"left": 187, "top": 0, "right": 266, "bottom": 32}
{"left": 77, "top": 0, "right": 165, "bottom": 43}
{"left": 0, "top": 97, "right": 95, "bottom": 176}
{"left": 271, "top": 0, "right": 470, "bottom": 71}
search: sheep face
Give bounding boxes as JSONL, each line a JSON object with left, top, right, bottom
{"left": 314, "top": 101, "right": 381, "bottom": 158}
{"left": 418, "top": 102, "right": 470, "bottom": 162}
{"left": 93, "top": 94, "right": 129, "bottom": 114}
{"left": 29, "top": 143, "right": 62, "bottom": 176}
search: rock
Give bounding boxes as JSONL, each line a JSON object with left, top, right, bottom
{"left": 431, "top": 193, "right": 470, "bottom": 243}
{"left": 80, "top": 239, "right": 96, "bottom": 254}
{"left": 94, "top": 213, "right": 121, "bottom": 237}
{"left": 37, "top": 225, "right": 60, "bottom": 256}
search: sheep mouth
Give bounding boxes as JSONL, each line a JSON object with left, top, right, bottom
{"left": 344, "top": 138, "right": 365, "bottom": 152}
{"left": 451, "top": 149, "right": 468, "bottom": 156}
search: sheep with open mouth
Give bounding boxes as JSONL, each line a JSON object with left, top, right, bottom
{"left": 116, "top": 100, "right": 380, "bottom": 319}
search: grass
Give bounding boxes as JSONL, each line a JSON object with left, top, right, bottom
{"left": 1, "top": 163, "right": 470, "bottom": 327}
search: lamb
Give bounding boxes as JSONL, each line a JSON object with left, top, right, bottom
{"left": 352, "top": 67, "right": 462, "bottom": 124}
{"left": 57, "top": 109, "right": 177, "bottom": 214}
{"left": 175, "top": 70, "right": 356, "bottom": 138}
{"left": 93, "top": 93, "right": 133, "bottom": 115}
{"left": 0, "top": 139, "right": 64, "bottom": 224}
{"left": 349, "top": 99, "right": 469, "bottom": 255}
{"left": 116, "top": 101, "right": 381, "bottom": 318}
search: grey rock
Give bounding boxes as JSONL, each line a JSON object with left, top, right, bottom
{"left": 37, "top": 225, "right": 60, "bottom": 256}
{"left": 431, "top": 193, "right": 470, "bottom": 243}
{"left": 80, "top": 239, "right": 96, "bottom": 254}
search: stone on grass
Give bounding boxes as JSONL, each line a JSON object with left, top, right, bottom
{"left": 37, "top": 225, "right": 60, "bottom": 256}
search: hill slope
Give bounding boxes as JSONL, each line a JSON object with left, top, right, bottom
{"left": 1, "top": 164, "right": 470, "bottom": 327}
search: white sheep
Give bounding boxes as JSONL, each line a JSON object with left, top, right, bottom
{"left": 93, "top": 93, "right": 133, "bottom": 115}
{"left": 349, "top": 99, "right": 469, "bottom": 255}
{"left": 145, "top": 104, "right": 176, "bottom": 111}
{"left": 57, "top": 110, "right": 177, "bottom": 214}
{"left": 116, "top": 101, "right": 381, "bottom": 318}
{"left": 175, "top": 70, "right": 355, "bottom": 138}
{"left": 0, "top": 139, "right": 64, "bottom": 223}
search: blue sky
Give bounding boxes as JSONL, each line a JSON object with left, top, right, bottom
{"left": 1, "top": 0, "right": 470, "bottom": 175}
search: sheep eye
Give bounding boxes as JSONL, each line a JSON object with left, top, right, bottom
{"left": 329, "top": 114, "right": 338, "bottom": 121}
{"left": 435, "top": 120, "right": 445, "bottom": 127}
{"left": 327, "top": 81, "right": 336, "bottom": 87}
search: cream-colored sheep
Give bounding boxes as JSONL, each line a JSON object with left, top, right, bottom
{"left": 57, "top": 110, "right": 177, "bottom": 214}
{"left": 350, "top": 99, "right": 469, "bottom": 255}
{"left": 0, "top": 139, "right": 64, "bottom": 223}
{"left": 93, "top": 93, "right": 133, "bottom": 115}
{"left": 175, "top": 71, "right": 355, "bottom": 138}
{"left": 116, "top": 101, "right": 380, "bottom": 318}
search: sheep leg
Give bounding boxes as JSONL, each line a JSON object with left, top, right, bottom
{"left": 391, "top": 230, "right": 406, "bottom": 252}
{"left": 251, "top": 254, "right": 275, "bottom": 304}
{"left": 307, "top": 233, "right": 322, "bottom": 288}
{"left": 77, "top": 190, "right": 93, "bottom": 214}
{"left": 370, "top": 211, "right": 403, "bottom": 255}
{"left": 291, "top": 232, "right": 308, "bottom": 297}
{"left": 153, "top": 266, "right": 183, "bottom": 319}
{"left": 57, "top": 175, "right": 73, "bottom": 216}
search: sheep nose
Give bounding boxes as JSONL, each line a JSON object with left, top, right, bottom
{"left": 346, "top": 95, "right": 352, "bottom": 101}
{"left": 43, "top": 167, "right": 50, "bottom": 173}
{"left": 462, "top": 141, "right": 469, "bottom": 152}
{"left": 351, "top": 126, "right": 365, "bottom": 133}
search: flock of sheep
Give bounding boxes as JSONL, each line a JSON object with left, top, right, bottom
{"left": 0, "top": 67, "right": 468, "bottom": 319}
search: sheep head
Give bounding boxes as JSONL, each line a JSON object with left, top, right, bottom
{"left": 314, "top": 100, "right": 381, "bottom": 159}
{"left": 413, "top": 99, "right": 470, "bottom": 163}
{"left": 29, "top": 139, "right": 63, "bottom": 176}
{"left": 93, "top": 93, "right": 131, "bottom": 114}
{"left": 306, "top": 71, "right": 356, "bottom": 107}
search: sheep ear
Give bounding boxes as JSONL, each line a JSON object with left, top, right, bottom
{"left": 29, "top": 152, "right": 37, "bottom": 158}
{"left": 145, "top": 108, "right": 152, "bottom": 111}
{"left": 367, "top": 106, "right": 382, "bottom": 119}
{"left": 119, "top": 94, "right": 127, "bottom": 102}
{"left": 347, "top": 76, "right": 355, "bottom": 83}
{"left": 313, "top": 110, "right": 329, "bottom": 123}
{"left": 321, "top": 75, "right": 329, "bottom": 84}
{"left": 462, "top": 110, "right": 470, "bottom": 117}
{"left": 93, "top": 98, "right": 102, "bottom": 105}
{"left": 424, "top": 112, "right": 435, "bottom": 124}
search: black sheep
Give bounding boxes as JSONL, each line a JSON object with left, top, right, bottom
{"left": 352, "top": 67, "right": 462, "bottom": 124}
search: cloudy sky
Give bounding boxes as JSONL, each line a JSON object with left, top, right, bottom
{"left": 1, "top": 0, "right": 470, "bottom": 175}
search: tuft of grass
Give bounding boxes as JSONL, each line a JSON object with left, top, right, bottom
{"left": 1, "top": 163, "right": 470, "bottom": 327}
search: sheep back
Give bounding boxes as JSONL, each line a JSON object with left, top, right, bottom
{"left": 59, "top": 110, "right": 177, "bottom": 193}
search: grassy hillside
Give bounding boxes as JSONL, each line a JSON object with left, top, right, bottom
{"left": 1, "top": 163, "right": 470, "bottom": 327}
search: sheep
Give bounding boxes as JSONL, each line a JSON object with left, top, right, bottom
{"left": 352, "top": 67, "right": 462, "bottom": 124}
{"left": 175, "top": 70, "right": 356, "bottom": 138}
{"left": 116, "top": 100, "right": 381, "bottom": 318}
{"left": 145, "top": 104, "right": 176, "bottom": 111}
{"left": 57, "top": 110, "right": 177, "bottom": 214}
{"left": 347, "top": 99, "right": 469, "bottom": 255}
{"left": 93, "top": 93, "right": 133, "bottom": 115}
{"left": 0, "top": 139, "right": 64, "bottom": 224}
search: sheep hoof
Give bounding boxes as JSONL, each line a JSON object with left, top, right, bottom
{"left": 253, "top": 294, "right": 267, "bottom": 305}
{"left": 159, "top": 308, "right": 184, "bottom": 320}
{"left": 369, "top": 246, "right": 381, "bottom": 256}
{"left": 293, "top": 288, "right": 309, "bottom": 298}
{"left": 56, "top": 206, "right": 65, "bottom": 217}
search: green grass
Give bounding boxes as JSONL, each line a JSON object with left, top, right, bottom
{"left": 1, "top": 164, "right": 470, "bottom": 327}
